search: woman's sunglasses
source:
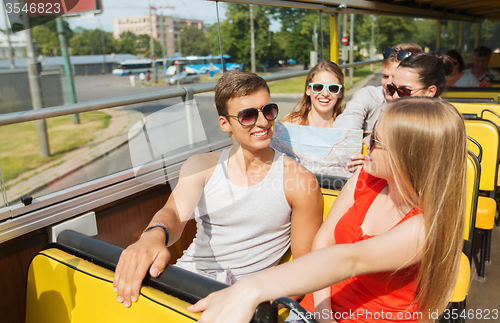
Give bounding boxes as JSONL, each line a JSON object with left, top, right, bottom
{"left": 368, "top": 122, "right": 386, "bottom": 151}
{"left": 386, "top": 83, "right": 425, "bottom": 97}
{"left": 309, "top": 83, "right": 343, "bottom": 95}
{"left": 224, "top": 103, "right": 279, "bottom": 127}
{"left": 382, "top": 49, "right": 412, "bottom": 61}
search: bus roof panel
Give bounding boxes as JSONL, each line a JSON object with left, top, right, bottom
{"left": 211, "top": 0, "right": 499, "bottom": 22}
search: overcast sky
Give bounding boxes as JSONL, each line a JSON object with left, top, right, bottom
{"left": 2, "top": 0, "right": 228, "bottom": 32}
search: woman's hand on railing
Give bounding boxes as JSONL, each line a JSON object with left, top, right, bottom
{"left": 188, "top": 280, "right": 260, "bottom": 323}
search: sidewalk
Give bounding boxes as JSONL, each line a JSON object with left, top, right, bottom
{"left": 4, "top": 108, "right": 144, "bottom": 203}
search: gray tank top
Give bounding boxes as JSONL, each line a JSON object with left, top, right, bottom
{"left": 175, "top": 148, "right": 292, "bottom": 280}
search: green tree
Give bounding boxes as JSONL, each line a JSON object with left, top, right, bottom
{"left": 206, "top": 4, "right": 273, "bottom": 70}
{"left": 376, "top": 16, "right": 415, "bottom": 52}
{"left": 179, "top": 26, "right": 209, "bottom": 56}
{"left": 133, "top": 34, "right": 162, "bottom": 57}
{"left": 116, "top": 31, "right": 137, "bottom": 55}
{"left": 32, "top": 25, "right": 59, "bottom": 56}
{"left": 69, "top": 28, "right": 119, "bottom": 55}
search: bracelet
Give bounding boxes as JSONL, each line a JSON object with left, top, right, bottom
{"left": 143, "top": 223, "right": 169, "bottom": 246}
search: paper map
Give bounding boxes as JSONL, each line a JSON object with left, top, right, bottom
{"left": 270, "top": 122, "right": 363, "bottom": 178}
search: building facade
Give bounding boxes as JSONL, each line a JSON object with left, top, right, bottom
{"left": 112, "top": 15, "right": 206, "bottom": 58}
{"left": 0, "top": 31, "right": 26, "bottom": 60}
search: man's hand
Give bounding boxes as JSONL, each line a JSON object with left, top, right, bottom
{"left": 113, "top": 229, "right": 171, "bottom": 307}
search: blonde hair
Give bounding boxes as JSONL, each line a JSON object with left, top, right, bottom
{"left": 381, "top": 97, "right": 467, "bottom": 319}
{"left": 280, "top": 61, "right": 345, "bottom": 126}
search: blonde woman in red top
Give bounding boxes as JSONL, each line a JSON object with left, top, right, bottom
{"left": 190, "top": 97, "right": 467, "bottom": 323}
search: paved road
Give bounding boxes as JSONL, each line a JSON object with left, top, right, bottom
{"left": 33, "top": 70, "right": 304, "bottom": 197}
{"left": 33, "top": 67, "right": 381, "bottom": 198}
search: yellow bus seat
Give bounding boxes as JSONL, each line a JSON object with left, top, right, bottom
{"left": 465, "top": 120, "right": 499, "bottom": 192}
{"left": 450, "top": 253, "right": 472, "bottom": 303}
{"left": 26, "top": 248, "right": 200, "bottom": 323}
{"left": 27, "top": 230, "right": 289, "bottom": 323}
{"left": 452, "top": 103, "right": 500, "bottom": 224}
{"left": 443, "top": 88, "right": 500, "bottom": 102}
{"left": 464, "top": 120, "right": 499, "bottom": 279}
{"left": 450, "top": 152, "right": 479, "bottom": 310}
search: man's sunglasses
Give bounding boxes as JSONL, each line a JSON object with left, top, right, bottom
{"left": 368, "top": 121, "right": 386, "bottom": 151}
{"left": 309, "top": 83, "right": 343, "bottom": 95}
{"left": 382, "top": 49, "right": 412, "bottom": 61}
{"left": 386, "top": 83, "right": 425, "bottom": 97}
{"left": 224, "top": 103, "right": 279, "bottom": 126}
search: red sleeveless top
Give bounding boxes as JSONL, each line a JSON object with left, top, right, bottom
{"left": 300, "top": 168, "right": 421, "bottom": 323}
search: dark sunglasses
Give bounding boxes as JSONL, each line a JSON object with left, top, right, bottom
{"left": 382, "top": 49, "right": 412, "bottom": 61}
{"left": 369, "top": 121, "right": 386, "bottom": 151}
{"left": 386, "top": 83, "right": 425, "bottom": 97}
{"left": 224, "top": 103, "right": 279, "bottom": 126}
{"left": 309, "top": 82, "right": 342, "bottom": 95}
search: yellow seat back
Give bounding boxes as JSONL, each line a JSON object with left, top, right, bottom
{"left": 321, "top": 188, "right": 340, "bottom": 221}
{"left": 26, "top": 248, "right": 199, "bottom": 323}
{"left": 443, "top": 88, "right": 500, "bottom": 102}
{"left": 464, "top": 153, "right": 480, "bottom": 248}
{"left": 464, "top": 119, "right": 500, "bottom": 192}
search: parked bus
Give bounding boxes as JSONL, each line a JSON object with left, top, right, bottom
{"left": 164, "top": 55, "right": 241, "bottom": 75}
{"left": 111, "top": 58, "right": 155, "bottom": 75}
{"left": 112, "top": 55, "right": 241, "bottom": 76}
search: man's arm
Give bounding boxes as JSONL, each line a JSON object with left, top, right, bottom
{"left": 113, "top": 153, "right": 213, "bottom": 307}
{"left": 332, "top": 87, "right": 374, "bottom": 130}
{"left": 283, "top": 158, "right": 323, "bottom": 260}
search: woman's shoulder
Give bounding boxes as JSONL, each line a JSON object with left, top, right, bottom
{"left": 354, "top": 167, "right": 388, "bottom": 199}
{"left": 456, "top": 71, "right": 479, "bottom": 86}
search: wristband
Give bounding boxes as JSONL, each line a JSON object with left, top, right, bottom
{"left": 143, "top": 223, "right": 169, "bottom": 246}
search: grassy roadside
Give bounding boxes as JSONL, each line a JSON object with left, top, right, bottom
{"left": 0, "top": 111, "right": 111, "bottom": 184}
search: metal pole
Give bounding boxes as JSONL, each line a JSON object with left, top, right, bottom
{"left": 160, "top": 14, "right": 166, "bottom": 58}
{"left": 182, "top": 86, "right": 195, "bottom": 148}
{"left": 436, "top": 20, "right": 442, "bottom": 51}
{"left": 98, "top": 19, "right": 105, "bottom": 74}
{"left": 20, "top": 0, "right": 50, "bottom": 157}
{"left": 2, "top": 4, "right": 15, "bottom": 69}
{"left": 342, "top": 13, "right": 347, "bottom": 75}
{"left": 329, "top": 13, "right": 339, "bottom": 64}
{"left": 149, "top": 1, "right": 158, "bottom": 83}
{"left": 216, "top": 2, "right": 224, "bottom": 72}
{"left": 250, "top": 4, "right": 256, "bottom": 73}
{"left": 349, "top": 14, "right": 354, "bottom": 85}
{"left": 370, "top": 16, "right": 374, "bottom": 72}
{"left": 160, "top": 14, "right": 166, "bottom": 76}
{"left": 56, "top": 18, "right": 79, "bottom": 124}
{"left": 320, "top": 11, "right": 324, "bottom": 61}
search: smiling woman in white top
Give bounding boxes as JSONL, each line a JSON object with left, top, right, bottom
{"left": 446, "top": 49, "right": 479, "bottom": 87}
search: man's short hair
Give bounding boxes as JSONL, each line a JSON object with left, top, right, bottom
{"left": 214, "top": 70, "right": 270, "bottom": 116}
{"left": 383, "top": 43, "right": 423, "bottom": 66}
{"left": 473, "top": 46, "right": 492, "bottom": 58}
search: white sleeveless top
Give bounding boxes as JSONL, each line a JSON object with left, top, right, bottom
{"left": 175, "top": 148, "right": 292, "bottom": 280}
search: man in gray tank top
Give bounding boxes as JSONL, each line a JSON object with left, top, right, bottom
{"left": 114, "top": 70, "right": 323, "bottom": 308}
